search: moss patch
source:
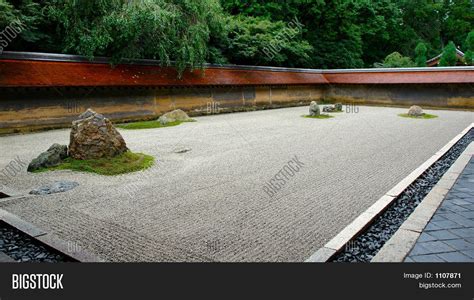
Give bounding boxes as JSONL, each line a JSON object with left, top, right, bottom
{"left": 116, "top": 119, "right": 196, "bottom": 130}
{"left": 398, "top": 113, "right": 438, "bottom": 119}
{"left": 32, "top": 151, "right": 155, "bottom": 176}
{"left": 303, "top": 114, "right": 335, "bottom": 119}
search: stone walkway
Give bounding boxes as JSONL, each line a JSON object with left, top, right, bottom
{"left": 406, "top": 157, "right": 474, "bottom": 262}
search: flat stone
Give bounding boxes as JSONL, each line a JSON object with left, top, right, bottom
{"left": 325, "top": 212, "right": 376, "bottom": 251}
{"left": 414, "top": 241, "right": 454, "bottom": 255}
{"left": 461, "top": 249, "right": 474, "bottom": 259}
{"left": 417, "top": 232, "right": 436, "bottom": 242}
{"left": 30, "top": 181, "right": 79, "bottom": 195}
{"left": 457, "top": 211, "right": 474, "bottom": 219}
{"left": 424, "top": 223, "right": 443, "bottom": 231}
{"left": 410, "top": 254, "right": 445, "bottom": 263}
{"left": 436, "top": 251, "right": 474, "bottom": 262}
{"left": 427, "top": 230, "right": 460, "bottom": 241}
{"left": 174, "top": 147, "right": 192, "bottom": 154}
{"left": 305, "top": 247, "right": 336, "bottom": 262}
{"left": 371, "top": 229, "right": 419, "bottom": 262}
{"left": 430, "top": 220, "right": 464, "bottom": 230}
{"left": 450, "top": 228, "right": 474, "bottom": 238}
{"left": 441, "top": 212, "right": 474, "bottom": 227}
{"left": 442, "top": 239, "right": 474, "bottom": 251}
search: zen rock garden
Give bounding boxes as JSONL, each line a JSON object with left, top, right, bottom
{"left": 27, "top": 109, "right": 154, "bottom": 177}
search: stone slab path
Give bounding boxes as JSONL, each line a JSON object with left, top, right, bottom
{"left": 406, "top": 157, "right": 474, "bottom": 262}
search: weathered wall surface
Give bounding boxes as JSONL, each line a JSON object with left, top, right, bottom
{"left": 326, "top": 84, "right": 474, "bottom": 109}
{"left": 0, "top": 85, "right": 328, "bottom": 134}
{"left": 0, "top": 52, "right": 472, "bottom": 134}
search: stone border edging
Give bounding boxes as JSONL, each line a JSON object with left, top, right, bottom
{"left": 305, "top": 123, "right": 474, "bottom": 262}
{"left": 371, "top": 142, "right": 474, "bottom": 262}
{"left": 0, "top": 207, "right": 105, "bottom": 263}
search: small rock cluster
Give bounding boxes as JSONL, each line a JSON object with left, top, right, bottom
{"left": 323, "top": 103, "right": 343, "bottom": 112}
{"left": 28, "top": 109, "right": 128, "bottom": 171}
{"left": 0, "top": 222, "right": 73, "bottom": 262}
{"left": 407, "top": 105, "right": 424, "bottom": 117}
{"left": 309, "top": 101, "right": 321, "bottom": 116}
{"left": 158, "top": 109, "right": 192, "bottom": 125}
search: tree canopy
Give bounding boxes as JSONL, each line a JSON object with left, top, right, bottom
{"left": 1, "top": 0, "right": 473, "bottom": 70}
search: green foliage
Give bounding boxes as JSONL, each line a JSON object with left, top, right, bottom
{"left": 415, "top": 42, "right": 427, "bottom": 67}
{"left": 218, "top": 15, "right": 312, "bottom": 67}
{"left": 303, "top": 114, "right": 334, "bottom": 119}
{"left": 0, "top": 0, "right": 47, "bottom": 49}
{"left": 116, "top": 119, "right": 195, "bottom": 130}
{"left": 42, "top": 0, "right": 226, "bottom": 75}
{"left": 3, "top": 0, "right": 473, "bottom": 70}
{"left": 465, "top": 31, "right": 474, "bottom": 65}
{"left": 398, "top": 113, "right": 438, "bottom": 119}
{"left": 439, "top": 41, "right": 458, "bottom": 66}
{"left": 33, "top": 151, "right": 155, "bottom": 176}
{"left": 374, "top": 52, "right": 415, "bottom": 68}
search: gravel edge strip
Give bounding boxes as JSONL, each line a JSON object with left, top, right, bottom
{"left": 306, "top": 123, "right": 474, "bottom": 262}
{"left": 0, "top": 208, "right": 105, "bottom": 262}
{"left": 371, "top": 143, "right": 474, "bottom": 262}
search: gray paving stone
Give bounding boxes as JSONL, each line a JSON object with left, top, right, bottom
{"left": 417, "top": 232, "right": 437, "bottom": 242}
{"left": 465, "top": 237, "right": 474, "bottom": 244}
{"left": 430, "top": 215, "right": 448, "bottom": 222}
{"left": 409, "top": 244, "right": 430, "bottom": 256}
{"left": 427, "top": 230, "right": 460, "bottom": 241}
{"left": 449, "top": 228, "right": 474, "bottom": 238}
{"left": 424, "top": 223, "right": 443, "bottom": 231}
{"left": 460, "top": 204, "right": 474, "bottom": 210}
{"left": 430, "top": 220, "right": 464, "bottom": 229}
{"left": 404, "top": 257, "right": 415, "bottom": 263}
{"left": 410, "top": 254, "right": 445, "bottom": 263}
{"left": 440, "top": 203, "right": 469, "bottom": 212}
{"left": 457, "top": 211, "right": 474, "bottom": 219}
{"left": 436, "top": 251, "right": 474, "bottom": 262}
{"left": 442, "top": 239, "right": 474, "bottom": 251}
{"left": 461, "top": 250, "right": 474, "bottom": 259}
{"left": 441, "top": 212, "right": 474, "bottom": 227}
{"left": 415, "top": 241, "right": 454, "bottom": 255}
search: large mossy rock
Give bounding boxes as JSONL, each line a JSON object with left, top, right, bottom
{"left": 309, "top": 101, "right": 320, "bottom": 116}
{"left": 158, "top": 109, "right": 191, "bottom": 125}
{"left": 69, "top": 109, "right": 128, "bottom": 160}
{"left": 27, "top": 144, "right": 68, "bottom": 172}
{"left": 408, "top": 105, "right": 424, "bottom": 117}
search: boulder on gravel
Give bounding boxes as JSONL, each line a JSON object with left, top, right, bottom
{"left": 69, "top": 109, "right": 128, "bottom": 160}
{"left": 309, "top": 101, "right": 320, "bottom": 116}
{"left": 27, "top": 144, "right": 68, "bottom": 172}
{"left": 408, "top": 105, "right": 424, "bottom": 117}
{"left": 158, "top": 109, "right": 191, "bottom": 125}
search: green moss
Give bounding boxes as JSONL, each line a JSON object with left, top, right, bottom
{"left": 302, "top": 114, "right": 335, "bottom": 119}
{"left": 116, "top": 119, "right": 196, "bottom": 130}
{"left": 398, "top": 113, "right": 438, "bottom": 119}
{"left": 32, "top": 151, "right": 155, "bottom": 176}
